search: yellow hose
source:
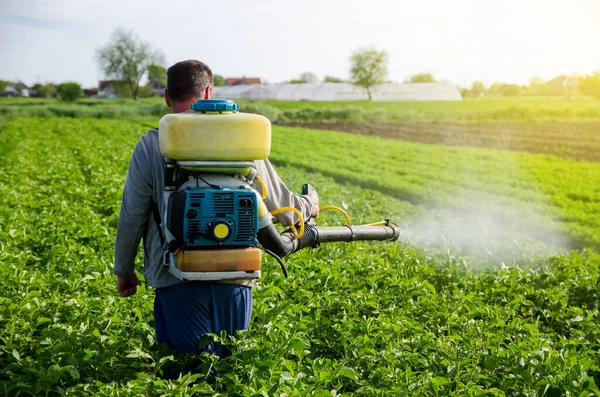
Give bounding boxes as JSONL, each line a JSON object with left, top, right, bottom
{"left": 320, "top": 206, "right": 352, "bottom": 225}
{"left": 361, "top": 220, "right": 387, "bottom": 226}
{"left": 254, "top": 176, "right": 267, "bottom": 199}
{"left": 271, "top": 206, "right": 305, "bottom": 238}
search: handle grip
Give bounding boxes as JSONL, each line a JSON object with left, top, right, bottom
{"left": 302, "top": 183, "right": 317, "bottom": 196}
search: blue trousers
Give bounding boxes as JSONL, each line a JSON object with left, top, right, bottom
{"left": 154, "top": 282, "right": 252, "bottom": 357}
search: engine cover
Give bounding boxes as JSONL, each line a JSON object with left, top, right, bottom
{"left": 167, "top": 187, "right": 259, "bottom": 248}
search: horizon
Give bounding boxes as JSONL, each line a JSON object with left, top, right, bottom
{"left": 1, "top": 0, "right": 599, "bottom": 88}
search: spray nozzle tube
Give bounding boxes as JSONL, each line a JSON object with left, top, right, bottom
{"left": 257, "top": 216, "right": 400, "bottom": 258}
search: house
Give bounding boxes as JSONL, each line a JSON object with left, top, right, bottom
{"left": 0, "top": 86, "right": 18, "bottom": 97}
{"left": 14, "top": 81, "right": 30, "bottom": 97}
{"left": 225, "top": 77, "right": 261, "bottom": 86}
{"left": 1, "top": 81, "right": 30, "bottom": 97}
{"left": 149, "top": 78, "right": 165, "bottom": 96}
{"left": 83, "top": 88, "right": 98, "bottom": 98}
{"left": 546, "top": 75, "right": 580, "bottom": 95}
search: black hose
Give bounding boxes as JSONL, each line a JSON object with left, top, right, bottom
{"left": 260, "top": 247, "right": 289, "bottom": 278}
{"left": 257, "top": 224, "right": 296, "bottom": 257}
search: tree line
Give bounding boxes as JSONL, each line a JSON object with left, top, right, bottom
{"left": 460, "top": 76, "right": 599, "bottom": 98}
{"left": 91, "top": 29, "right": 600, "bottom": 100}
{"left": 4, "top": 28, "right": 600, "bottom": 101}
{"left": 0, "top": 80, "right": 83, "bottom": 101}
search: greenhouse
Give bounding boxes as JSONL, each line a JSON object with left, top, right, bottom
{"left": 212, "top": 82, "right": 462, "bottom": 101}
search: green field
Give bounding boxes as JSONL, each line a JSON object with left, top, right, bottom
{"left": 1, "top": 115, "right": 599, "bottom": 395}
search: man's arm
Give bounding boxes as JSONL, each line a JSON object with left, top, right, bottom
{"left": 255, "top": 159, "right": 318, "bottom": 225}
{"left": 114, "top": 137, "right": 154, "bottom": 296}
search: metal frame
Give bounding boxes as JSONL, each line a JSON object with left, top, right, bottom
{"left": 168, "top": 261, "right": 261, "bottom": 281}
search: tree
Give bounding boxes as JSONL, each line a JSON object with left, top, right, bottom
{"left": 323, "top": 76, "right": 345, "bottom": 83}
{"left": 487, "top": 82, "right": 521, "bottom": 96}
{"left": 213, "top": 74, "right": 226, "bottom": 86}
{"left": 502, "top": 84, "right": 521, "bottom": 96}
{"left": 32, "top": 83, "right": 51, "bottom": 98}
{"left": 45, "top": 83, "right": 58, "bottom": 97}
{"left": 284, "top": 72, "right": 319, "bottom": 84}
{"left": 137, "top": 84, "right": 154, "bottom": 98}
{"left": 579, "top": 71, "right": 600, "bottom": 98}
{"left": 299, "top": 72, "right": 319, "bottom": 84}
{"left": 147, "top": 64, "right": 167, "bottom": 86}
{"left": 58, "top": 82, "right": 82, "bottom": 101}
{"left": 487, "top": 82, "right": 504, "bottom": 94}
{"left": 349, "top": 47, "right": 388, "bottom": 100}
{"left": 408, "top": 73, "right": 436, "bottom": 83}
{"left": 0, "top": 80, "right": 12, "bottom": 92}
{"left": 470, "top": 81, "right": 486, "bottom": 97}
{"left": 95, "top": 28, "right": 165, "bottom": 100}
{"left": 114, "top": 81, "right": 135, "bottom": 98}
{"left": 527, "top": 77, "right": 550, "bottom": 96}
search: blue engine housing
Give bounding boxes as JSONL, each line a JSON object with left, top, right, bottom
{"left": 166, "top": 187, "right": 259, "bottom": 248}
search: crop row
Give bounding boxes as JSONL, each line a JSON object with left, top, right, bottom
{"left": 279, "top": 121, "right": 600, "bottom": 163}
{"left": 269, "top": 126, "right": 600, "bottom": 249}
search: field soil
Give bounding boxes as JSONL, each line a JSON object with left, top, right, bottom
{"left": 280, "top": 121, "right": 600, "bottom": 162}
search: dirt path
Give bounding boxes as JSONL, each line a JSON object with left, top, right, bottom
{"left": 279, "top": 122, "right": 600, "bottom": 162}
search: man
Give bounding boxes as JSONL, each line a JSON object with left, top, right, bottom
{"left": 113, "top": 60, "right": 318, "bottom": 358}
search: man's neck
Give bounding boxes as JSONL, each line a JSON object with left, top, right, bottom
{"left": 172, "top": 102, "right": 194, "bottom": 113}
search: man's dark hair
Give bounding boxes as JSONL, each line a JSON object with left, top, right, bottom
{"left": 166, "top": 60, "right": 213, "bottom": 102}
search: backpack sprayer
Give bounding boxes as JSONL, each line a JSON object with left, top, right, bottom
{"left": 159, "top": 99, "right": 399, "bottom": 281}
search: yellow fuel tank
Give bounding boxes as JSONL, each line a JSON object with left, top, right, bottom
{"left": 159, "top": 100, "right": 271, "bottom": 161}
{"left": 175, "top": 248, "right": 262, "bottom": 273}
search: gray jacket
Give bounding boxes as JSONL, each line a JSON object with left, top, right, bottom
{"left": 113, "top": 129, "right": 313, "bottom": 288}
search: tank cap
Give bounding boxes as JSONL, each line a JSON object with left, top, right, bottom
{"left": 191, "top": 99, "right": 239, "bottom": 112}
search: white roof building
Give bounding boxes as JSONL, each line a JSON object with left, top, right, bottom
{"left": 212, "top": 82, "right": 462, "bottom": 101}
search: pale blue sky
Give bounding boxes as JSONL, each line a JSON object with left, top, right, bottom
{"left": 1, "top": 0, "right": 599, "bottom": 88}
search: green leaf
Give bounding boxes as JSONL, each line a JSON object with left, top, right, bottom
{"left": 582, "top": 377, "right": 599, "bottom": 391}
{"left": 289, "top": 337, "right": 309, "bottom": 351}
{"left": 190, "top": 383, "right": 214, "bottom": 394}
{"left": 431, "top": 376, "right": 450, "bottom": 386}
{"left": 338, "top": 367, "right": 359, "bottom": 381}
{"left": 63, "top": 365, "right": 80, "bottom": 379}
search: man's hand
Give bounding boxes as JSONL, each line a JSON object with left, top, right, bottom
{"left": 306, "top": 193, "right": 319, "bottom": 218}
{"left": 117, "top": 273, "right": 140, "bottom": 297}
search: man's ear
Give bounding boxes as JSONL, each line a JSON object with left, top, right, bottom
{"left": 164, "top": 89, "right": 172, "bottom": 108}
{"left": 205, "top": 85, "right": 213, "bottom": 99}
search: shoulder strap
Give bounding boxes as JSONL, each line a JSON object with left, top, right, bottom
{"left": 150, "top": 199, "right": 165, "bottom": 246}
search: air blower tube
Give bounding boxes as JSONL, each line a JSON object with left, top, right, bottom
{"left": 257, "top": 221, "right": 400, "bottom": 258}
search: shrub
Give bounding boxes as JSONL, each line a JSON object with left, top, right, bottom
{"left": 57, "top": 82, "right": 83, "bottom": 102}
{"left": 579, "top": 72, "right": 600, "bottom": 98}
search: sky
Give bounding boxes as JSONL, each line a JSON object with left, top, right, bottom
{"left": 1, "top": 0, "right": 600, "bottom": 88}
